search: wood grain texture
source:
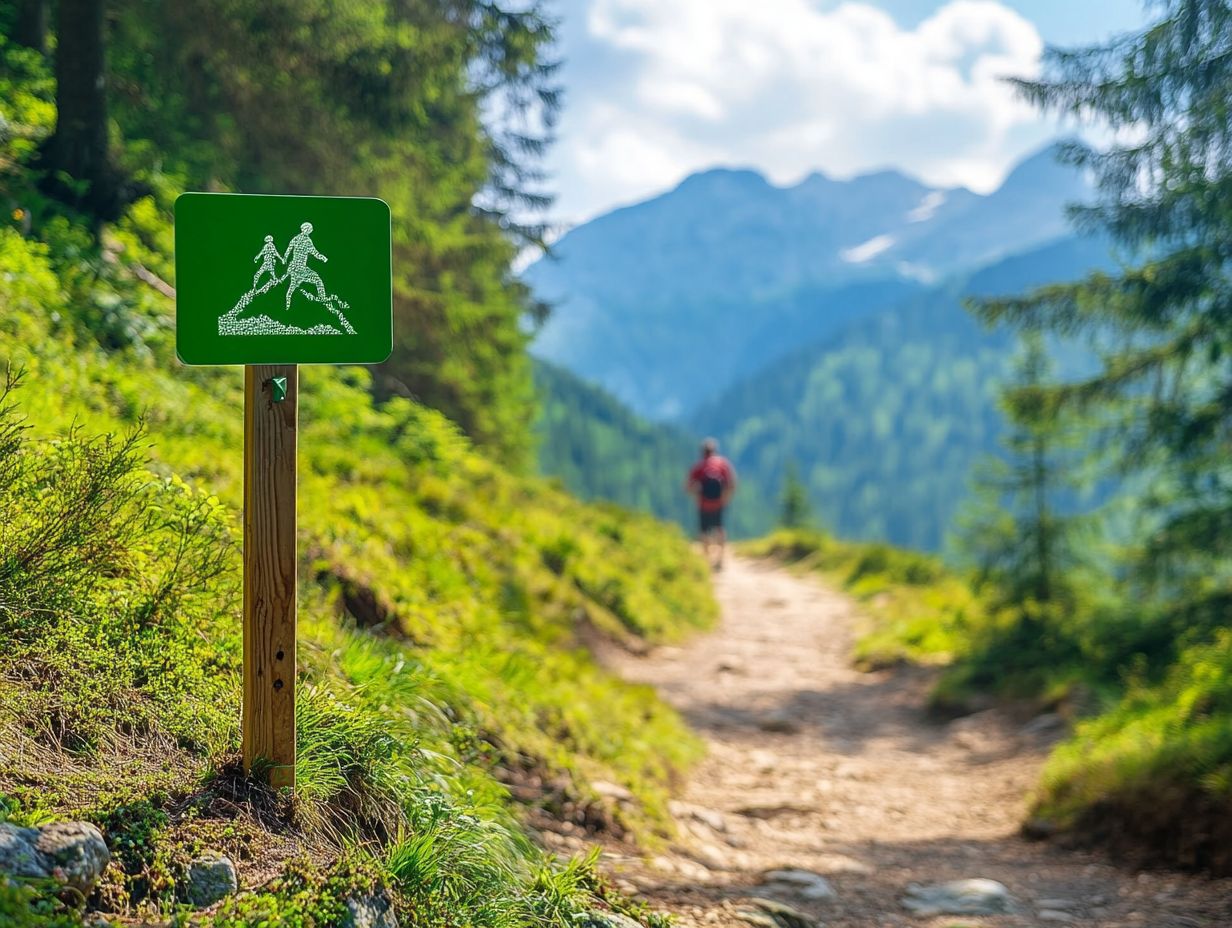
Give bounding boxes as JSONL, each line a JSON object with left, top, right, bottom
{"left": 242, "top": 364, "right": 298, "bottom": 788}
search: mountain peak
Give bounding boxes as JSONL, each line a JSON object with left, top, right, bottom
{"left": 673, "top": 167, "right": 770, "bottom": 194}
{"left": 997, "top": 140, "right": 1088, "bottom": 195}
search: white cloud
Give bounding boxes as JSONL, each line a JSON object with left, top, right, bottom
{"left": 553, "top": 0, "right": 1051, "bottom": 222}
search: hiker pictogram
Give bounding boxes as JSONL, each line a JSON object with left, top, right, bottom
{"left": 253, "top": 235, "right": 282, "bottom": 290}
{"left": 219, "top": 221, "right": 356, "bottom": 337}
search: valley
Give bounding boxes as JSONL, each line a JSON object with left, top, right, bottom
{"left": 528, "top": 150, "right": 1116, "bottom": 547}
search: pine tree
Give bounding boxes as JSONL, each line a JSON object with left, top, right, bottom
{"left": 959, "top": 334, "right": 1086, "bottom": 611}
{"left": 778, "top": 463, "right": 813, "bottom": 530}
{"left": 976, "top": 0, "right": 1232, "bottom": 627}
{"left": 103, "top": 0, "right": 559, "bottom": 464}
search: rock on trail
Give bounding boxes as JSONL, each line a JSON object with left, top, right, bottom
{"left": 592, "top": 556, "right": 1232, "bottom": 928}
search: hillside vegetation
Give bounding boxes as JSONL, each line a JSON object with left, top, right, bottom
{"left": 0, "top": 9, "right": 718, "bottom": 926}
{"left": 0, "top": 211, "right": 717, "bottom": 923}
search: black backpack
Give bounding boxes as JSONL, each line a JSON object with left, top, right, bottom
{"left": 700, "top": 464, "right": 725, "bottom": 501}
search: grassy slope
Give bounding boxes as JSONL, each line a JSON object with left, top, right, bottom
{"left": 0, "top": 214, "right": 717, "bottom": 924}
{"left": 743, "top": 529, "right": 1232, "bottom": 873}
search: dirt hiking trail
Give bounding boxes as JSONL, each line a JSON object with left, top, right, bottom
{"left": 599, "top": 557, "right": 1232, "bottom": 928}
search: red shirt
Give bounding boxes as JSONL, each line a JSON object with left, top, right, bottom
{"left": 688, "top": 455, "right": 735, "bottom": 512}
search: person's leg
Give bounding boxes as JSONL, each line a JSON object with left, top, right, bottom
{"left": 700, "top": 510, "right": 722, "bottom": 569}
{"left": 285, "top": 272, "right": 301, "bottom": 309}
{"left": 309, "top": 272, "right": 328, "bottom": 301}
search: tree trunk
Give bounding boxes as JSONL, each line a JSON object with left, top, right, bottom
{"left": 44, "top": 0, "right": 118, "bottom": 218}
{"left": 12, "top": 0, "right": 48, "bottom": 53}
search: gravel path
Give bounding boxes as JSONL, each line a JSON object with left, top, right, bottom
{"left": 599, "top": 557, "right": 1232, "bottom": 928}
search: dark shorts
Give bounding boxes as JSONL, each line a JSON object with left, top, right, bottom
{"left": 699, "top": 507, "right": 724, "bottom": 534}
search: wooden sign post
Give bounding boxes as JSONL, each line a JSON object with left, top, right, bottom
{"left": 242, "top": 365, "right": 298, "bottom": 788}
{"left": 175, "top": 193, "right": 392, "bottom": 786}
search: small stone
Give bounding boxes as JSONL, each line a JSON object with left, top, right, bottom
{"left": 1039, "top": 910, "right": 1076, "bottom": 922}
{"left": 749, "top": 750, "right": 777, "bottom": 772}
{"left": 1037, "top": 898, "right": 1078, "bottom": 910}
{"left": 692, "top": 807, "right": 728, "bottom": 832}
{"left": 185, "top": 854, "right": 238, "bottom": 908}
{"left": 813, "top": 853, "right": 871, "bottom": 875}
{"left": 758, "top": 713, "right": 800, "bottom": 734}
{"left": 1021, "top": 713, "right": 1066, "bottom": 737}
{"left": 592, "top": 780, "right": 635, "bottom": 802}
{"left": 737, "top": 897, "right": 818, "bottom": 928}
{"left": 762, "top": 868, "right": 837, "bottom": 901}
{"left": 691, "top": 842, "right": 733, "bottom": 871}
{"left": 734, "top": 912, "right": 777, "bottom": 928}
{"left": 344, "top": 890, "right": 399, "bottom": 928}
{"left": 901, "top": 878, "right": 1018, "bottom": 916}
{"left": 671, "top": 801, "right": 728, "bottom": 832}
{"left": 717, "top": 655, "right": 746, "bottom": 673}
{"left": 576, "top": 912, "right": 643, "bottom": 928}
{"left": 1022, "top": 818, "right": 1059, "bottom": 840}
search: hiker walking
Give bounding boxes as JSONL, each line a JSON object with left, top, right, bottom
{"left": 282, "top": 221, "right": 330, "bottom": 310}
{"left": 252, "top": 235, "right": 283, "bottom": 290}
{"left": 686, "top": 438, "right": 736, "bottom": 570}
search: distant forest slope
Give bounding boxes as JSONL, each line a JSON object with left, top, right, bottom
{"left": 694, "top": 234, "right": 1117, "bottom": 548}
{"left": 535, "top": 361, "right": 777, "bottom": 535}
{"left": 535, "top": 361, "right": 699, "bottom": 527}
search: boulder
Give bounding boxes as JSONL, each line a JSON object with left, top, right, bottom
{"left": 0, "top": 821, "right": 110, "bottom": 894}
{"left": 184, "top": 854, "right": 238, "bottom": 907}
{"left": 343, "top": 889, "right": 399, "bottom": 928}
{"left": 901, "top": 878, "right": 1018, "bottom": 916}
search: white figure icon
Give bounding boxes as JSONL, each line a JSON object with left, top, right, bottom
{"left": 282, "top": 221, "right": 330, "bottom": 310}
{"left": 253, "top": 235, "right": 283, "bottom": 290}
{"left": 219, "top": 220, "right": 356, "bottom": 337}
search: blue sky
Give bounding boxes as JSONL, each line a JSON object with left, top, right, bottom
{"left": 544, "top": 0, "right": 1154, "bottom": 224}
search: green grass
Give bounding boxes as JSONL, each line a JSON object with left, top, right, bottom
{"left": 1029, "top": 630, "right": 1232, "bottom": 870}
{"left": 0, "top": 214, "right": 717, "bottom": 923}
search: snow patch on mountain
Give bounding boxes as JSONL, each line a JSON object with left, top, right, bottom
{"left": 841, "top": 234, "right": 896, "bottom": 264}
{"left": 907, "top": 191, "right": 947, "bottom": 222}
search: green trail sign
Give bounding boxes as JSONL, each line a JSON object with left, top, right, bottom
{"left": 175, "top": 192, "right": 392, "bottom": 366}
{"left": 174, "top": 191, "right": 393, "bottom": 789}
